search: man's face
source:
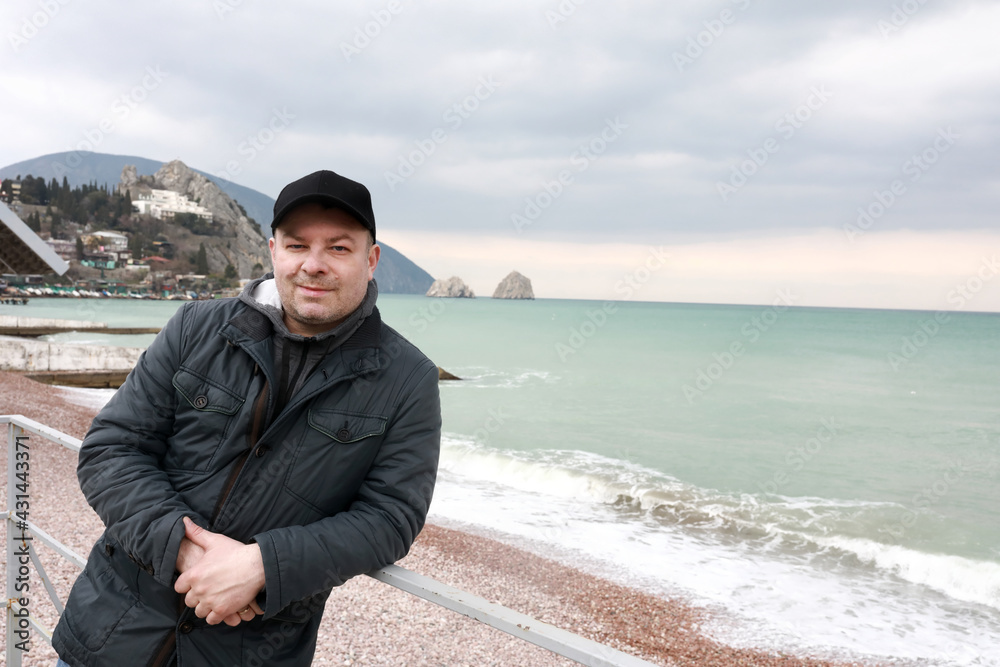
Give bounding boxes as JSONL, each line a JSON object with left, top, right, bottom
{"left": 269, "top": 202, "right": 379, "bottom": 336}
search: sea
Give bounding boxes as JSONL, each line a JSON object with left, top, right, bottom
{"left": 7, "top": 295, "right": 1000, "bottom": 666}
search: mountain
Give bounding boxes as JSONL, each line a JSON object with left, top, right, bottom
{"left": 0, "top": 151, "right": 435, "bottom": 293}
{"left": 0, "top": 151, "right": 274, "bottom": 230}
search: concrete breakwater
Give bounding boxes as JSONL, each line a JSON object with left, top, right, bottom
{"left": 0, "top": 316, "right": 459, "bottom": 387}
{"left": 0, "top": 335, "right": 143, "bottom": 372}
{"left": 0, "top": 315, "right": 160, "bottom": 337}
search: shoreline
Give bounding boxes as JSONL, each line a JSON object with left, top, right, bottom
{"left": 0, "top": 370, "right": 888, "bottom": 666}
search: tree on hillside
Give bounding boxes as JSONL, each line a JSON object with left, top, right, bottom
{"left": 196, "top": 243, "right": 209, "bottom": 274}
{"left": 21, "top": 175, "right": 51, "bottom": 205}
{"left": 76, "top": 237, "right": 85, "bottom": 261}
{"left": 50, "top": 213, "right": 65, "bottom": 239}
{"left": 46, "top": 205, "right": 63, "bottom": 228}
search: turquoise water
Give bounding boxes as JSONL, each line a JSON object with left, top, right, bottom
{"left": 6, "top": 296, "right": 999, "bottom": 664}
{"left": 391, "top": 298, "right": 999, "bottom": 557}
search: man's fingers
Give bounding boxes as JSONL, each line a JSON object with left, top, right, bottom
{"left": 249, "top": 600, "right": 264, "bottom": 615}
{"left": 194, "top": 601, "right": 211, "bottom": 620}
{"left": 174, "top": 572, "right": 192, "bottom": 595}
{"left": 182, "top": 516, "right": 212, "bottom": 548}
{"left": 223, "top": 613, "right": 242, "bottom": 627}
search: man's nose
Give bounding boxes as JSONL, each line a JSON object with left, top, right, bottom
{"left": 301, "top": 249, "right": 328, "bottom": 274}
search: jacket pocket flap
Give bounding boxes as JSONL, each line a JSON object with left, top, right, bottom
{"left": 172, "top": 367, "right": 244, "bottom": 415}
{"left": 308, "top": 409, "right": 387, "bottom": 443}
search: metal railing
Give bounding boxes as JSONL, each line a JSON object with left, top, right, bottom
{"left": 3, "top": 415, "right": 657, "bottom": 667}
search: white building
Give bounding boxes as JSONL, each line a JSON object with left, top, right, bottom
{"left": 84, "top": 231, "right": 129, "bottom": 251}
{"left": 132, "top": 189, "right": 213, "bottom": 221}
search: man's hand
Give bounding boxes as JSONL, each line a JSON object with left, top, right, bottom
{"left": 173, "top": 517, "right": 265, "bottom": 626}
{"left": 175, "top": 536, "right": 205, "bottom": 574}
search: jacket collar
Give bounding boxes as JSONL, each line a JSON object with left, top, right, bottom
{"left": 235, "top": 273, "right": 378, "bottom": 344}
{"left": 219, "top": 281, "right": 383, "bottom": 379}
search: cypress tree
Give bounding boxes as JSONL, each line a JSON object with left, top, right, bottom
{"left": 196, "top": 243, "right": 209, "bottom": 274}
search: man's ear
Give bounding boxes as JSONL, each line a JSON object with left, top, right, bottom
{"left": 368, "top": 243, "right": 381, "bottom": 280}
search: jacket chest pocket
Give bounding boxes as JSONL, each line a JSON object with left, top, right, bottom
{"left": 167, "top": 368, "right": 246, "bottom": 471}
{"left": 283, "top": 409, "right": 388, "bottom": 514}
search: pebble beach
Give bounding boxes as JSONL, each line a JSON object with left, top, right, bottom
{"left": 0, "top": 370, "right": 887, "bottom": 667}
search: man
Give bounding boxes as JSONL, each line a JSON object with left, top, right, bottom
{"left": 53, "top": 170, "right": 442, "bottom": 666}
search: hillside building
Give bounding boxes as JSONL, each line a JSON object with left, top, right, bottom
{"left": 132, "top": 189, "right": 213, "bottom": 221}
{"left": 83, "top": 230, "right": 129, "bottom": 252}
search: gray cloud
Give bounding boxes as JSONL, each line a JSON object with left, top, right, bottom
{"left": 2, "top": 0, "right": 997, "bottom": 240}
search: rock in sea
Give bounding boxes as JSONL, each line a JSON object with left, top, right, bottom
{"left": 426, "top": 276, "right": 475, "bottom": 298}
{"left": 492, "top": 271, "right": 534, "bottom": 299}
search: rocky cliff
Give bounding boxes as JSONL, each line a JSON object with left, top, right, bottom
{"left": 492, "top": 271, "right": 534, "bottom": 299}
{"left": 121, "top": 161, "right": 270, "bottom": 278}
{"left": 426, "top": 276, "right": 475, "bottom": 298}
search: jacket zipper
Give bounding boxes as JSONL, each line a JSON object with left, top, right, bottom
{"left": 151, "top": 368, "right": 270, "bottom": 666}
{"left": 149, "top": 630, "right": 176, "bottom": 667}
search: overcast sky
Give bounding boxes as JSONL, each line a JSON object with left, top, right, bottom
{"left": 3, "top": 0, "right": 999, "bottom": 310}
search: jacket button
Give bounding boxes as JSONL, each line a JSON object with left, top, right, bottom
{"left": 337, "top": 428, "right": 351, "bottom": 440}
{"left": 144, "top": 563, "right": 155, "bottom": 576}
{"left": 194, "top": 395, "right": 209, "bottom": 409}
{"left": 255, "top": 445, "right": 268, "bottom": 458}
{"left": 105, "top": 543, "right": 115, "bottom": 557}
{"left": 179, "top": 621, "right": 194, "bottom": 634}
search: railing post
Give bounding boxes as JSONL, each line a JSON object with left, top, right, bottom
{"left": 6, "top": 419, "right": 25, "bottom": 667}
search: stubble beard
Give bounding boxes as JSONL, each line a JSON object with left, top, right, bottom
{"left": 282, "top": 279, "right": 368, "bottom": 333}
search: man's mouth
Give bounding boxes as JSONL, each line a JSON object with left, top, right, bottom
{"left": 297, "top": 285, "right": 331, "bottom": 296}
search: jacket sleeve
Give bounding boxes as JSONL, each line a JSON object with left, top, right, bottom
{"left": 252, "top": 360, "right": 442, "bottom": 618}
{"left": 77, "top": 303, "right": 201, "bottom": 588}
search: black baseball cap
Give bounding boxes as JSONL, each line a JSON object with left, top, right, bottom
{"left": 270, "top": 170, "right": 376, "bottom": 242}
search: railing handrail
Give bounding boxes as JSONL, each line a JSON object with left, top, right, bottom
{"left": 3, "top": 414, "right": 658, "bottom": 667}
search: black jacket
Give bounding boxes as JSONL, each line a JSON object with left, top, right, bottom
{"left": 53, "top": 280, "right": 442, "bottom": 666}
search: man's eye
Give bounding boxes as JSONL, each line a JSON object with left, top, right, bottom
{"left": 332, "top": 246, "right": 348, "bottom": 252}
